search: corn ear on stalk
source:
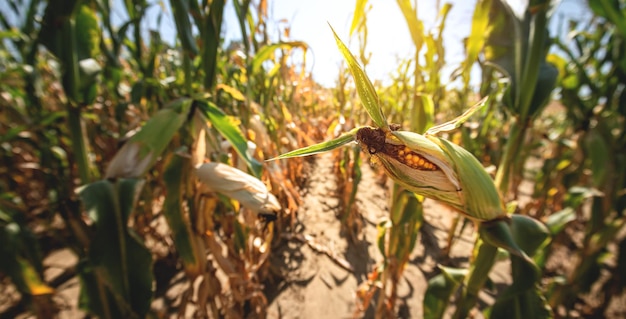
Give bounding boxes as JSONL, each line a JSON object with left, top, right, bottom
{"left": 356, "top": 126, "right": 506, "bottom": 221}
{"left": 195, "top": 162, "right": 281, "bottom": 216}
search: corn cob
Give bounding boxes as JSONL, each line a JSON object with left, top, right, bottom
{"left": 356, "top": 126, "right": 506, "bottom": 221}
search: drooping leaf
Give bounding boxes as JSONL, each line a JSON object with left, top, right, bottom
{"left": 0, "top": 209, "right": 53, "bottom": 297}
{"left": 480, "top": 219, "right": 537, "bottom": 272}
{"left": 330, "top": 25, "right": 388, "bottom": 130}
{"left": 170, "top": 0, "right": 198, "bottom": 55}
{"left": 426, "top": 97, "right": 489, "bottom": 135}
{"left": 268, "top": 127, "right": 359, "bottom": 160}
{"left": 105, "top": 99, "right": 192, "bottom": 178}
{"left": 349, "top": 0, "right": 368, "bottom": 36}
{"left": 78, "top": 179, "right": 153, "bottom": 317}
{"left": 481, "top": 216, "right": 552, "bottom": 319}
{"left": 545, "top": 207, "right": 576, "bottom": 235}
{"left": 424, "top": 266, "right": 467, "bottom": 319}
{"left": 162, "top": 152, "right": 202, "bottom": 275}
{"left": 461, "top": 0, "right": 493, "bottom": 88}
{"left": 509, "top": 214, "right": 550, "bottom": 257}
{"left": 196, "top": 100, "right": 263, "bottom": 177}
{"left": 252, "top": 41, "right": 308, "bottom": 74}
{"left": 396, "top": 0, "right": 424, "bottom": 51}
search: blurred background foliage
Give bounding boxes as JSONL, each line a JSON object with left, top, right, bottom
{"left": 0, "top": 0, "right": 624, "bottom": 318}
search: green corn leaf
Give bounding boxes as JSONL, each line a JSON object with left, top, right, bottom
{"left": 78, "top": 179, "right": 153, "bottom": 317}
{"left": 489, "top": 215, "right": 552, "bottom": 318}
{"left": 170, "top": 0, "right": 198, "bottom": 55}
{"left": 105, "top": 99, "right": 192, "bottom": 179}
{"left": 77, "top": 259, "right": 122, "bottom": 319}
{"left": 268, "top": 127, "right": 360, "bottom": 160}
{"left": 413, "top": 94, "right": 435, "bottom": 134}
{"left": 426, "top": 97, "right": 489, "bottom": 135}
{"left": 462, "top": 0, "right": 492, "bottom": 88}
{"left": 509, "top": 215, "right": 550, "bottom": 259}
{"left": 489, "top": 284, "right": 553, "bottom": 319}
{"left": 252, "top": 41, "right": 308, "bottom": 74}
{"left": 480, "top": 220, "right": 537, "bottom": 273}
{"left": 454, "top": 239, "right": 499, "bottom": 318}
{"left": 349, "top": 0, "right": 368, "bottom": 36}
{"left": 196, "top": 100, "right": 263, "bottom": 177}
{"left": 583, "top": 129, "right": 610, "bottom": 188}
{"left": 545, "top": 207, "right": 576, "bottom": 236}
{"left": 424, "top": 266, "right": 467, "bottom": 319}
{"left": 396, "top": 0, "right": 424, "bottom": 50}
{"left": 330, "top": 25, "right": 388, "bottom": 130}
{"left": 0, "top": 210, "right": 53, "bottom": 297}
{"left": 162, "top": 152, "right": 201, "bottom": 274}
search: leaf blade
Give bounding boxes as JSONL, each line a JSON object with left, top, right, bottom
{"left": 330, "top": 25, "right": 388, "bottom": 130}
{"left": 196, "top": 100, "right": 263, "bottom": 177}
{"left": 426, "top": 97, "right": 489, "bottom": 135}
{"left": 268, "top": 127, "right": 359, "bottom": 160}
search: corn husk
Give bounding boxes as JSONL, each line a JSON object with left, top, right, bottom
{"left": 195, "top": 162, "right": 280, "bottom": 215}
{"left": 356, "top": 127, "right": 506, "bottom": 221}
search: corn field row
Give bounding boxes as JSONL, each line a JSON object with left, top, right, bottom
{"left": 1, "top": 0, "right": 625, "bottom": 318}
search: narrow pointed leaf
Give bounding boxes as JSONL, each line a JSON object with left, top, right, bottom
{"left": 269, "top": 127, "right": 359, "bottom": 160}
{"left": 349, "top": 0, "right": 368, "bottom": 36}
{"left": 196, "top": 100, "right": 263, "bottom": 177}
{"left": 396, "top": 0, "right": 424, "bottom": 50}
{"left": 252, "top": 41, "right": 308, "bottom": 74}
{"left": 78, "top": 179, "right": 153, "bottom": 317}
{"left": 105, "top": 99, "right": 192, "bottom": 178}
{"left": 162, "top": 153, "right": 201, "bottom": 274}
{"left": 330, "top": 25, "right": 388, "bottom": 130}
{"left": 426, "top": 97, "right": 489, "bottom": 135}
{"left": 424, "top": 266, "right": 467, "bottom": 319}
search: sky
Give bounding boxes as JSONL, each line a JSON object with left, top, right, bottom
{"left": 135, "top": 0, "right": 592, "bottom": 87}
{"left": 3, "top": 0, "right": 593, "bottom": 86}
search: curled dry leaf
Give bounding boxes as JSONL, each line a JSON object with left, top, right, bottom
{"left": 195, "top": 162, "right": 281, "bottom": 215}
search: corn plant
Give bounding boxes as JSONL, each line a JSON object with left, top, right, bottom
{"left": 0, "top": 0, "right": 315, "bottom": 316}
{"left": 538, "top": 2, "right": 626, "bottom": 315}
{"left": 470, "top": 0, "right": 560, "bottom": 198}
{"left": 273, "top": 26, "right": 552, "bottom": 318}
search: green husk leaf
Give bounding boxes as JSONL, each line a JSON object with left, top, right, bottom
{"left": 434, "top": 136, "right": 506, "bottom": 221}
{"left": 426, "top": 97, "right": 489, "bottom": 135}
{"left": 330, "top": 25, "right": 388, "bottom": 130}
{"left": 268, "top": 127, "right": 359, "bottom": 160}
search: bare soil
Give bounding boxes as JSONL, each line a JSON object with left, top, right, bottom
{"left": 2, "top": 151, "right": 625, "bottom": 318}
